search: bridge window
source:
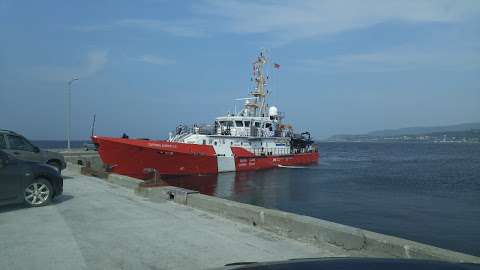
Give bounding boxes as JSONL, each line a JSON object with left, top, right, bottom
{"left": 254, "top": 122, "right": 260, "bottom": 127}
{"left": 265, "top": 123, "right": 273, "bottom": 131}
{"left": 235, "top": 121, "right": 244, "bottom": 127}
{"left": 219, "top": 121, "right": 233, "bottom": 127}
{"left": 244, "top": 121, "right": 251, "bottom": 127}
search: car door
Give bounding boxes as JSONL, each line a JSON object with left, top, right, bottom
{"left": 0, "top": 134, "right": 6, "bottom": 151}
{"left": 0, "top": 151, "right": 23, "bottom": 202}
{"left": 4, "top": 134, "right": 43, "bottom": 163}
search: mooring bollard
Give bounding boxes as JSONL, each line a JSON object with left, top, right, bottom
{"left": 143, "top": 168, "right": 159, "bottom": 184}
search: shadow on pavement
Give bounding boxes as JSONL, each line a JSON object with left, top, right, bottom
{"left": 0, "top": 204, "right": 25, "bottom": 213}
{"left": 0, "top": 194, "right": 74, "bottom": 213}
{"left": 53, "top": 194, "right": 74, "bottom": 204}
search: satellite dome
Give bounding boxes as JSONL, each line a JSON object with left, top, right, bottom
{"left": 269, "top": 106, "right": 278, "bottom": 117}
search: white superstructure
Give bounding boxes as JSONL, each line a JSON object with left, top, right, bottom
{"left": 168, "top": 51, "right": 313, "bottom": 171}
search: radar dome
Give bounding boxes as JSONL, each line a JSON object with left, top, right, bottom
{"left": 269, "top": 106, "right": 278, "bottom": 117}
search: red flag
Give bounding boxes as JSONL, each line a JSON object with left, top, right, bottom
{"left": 274, "top": 63, "right": 280, "bottom": 69}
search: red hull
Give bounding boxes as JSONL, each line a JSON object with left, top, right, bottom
{"left": 92, "top": 136, "right": 319, "bottom": 179}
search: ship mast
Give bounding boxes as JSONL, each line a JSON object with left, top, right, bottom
{"left": 250, "top": 51, "right": 269, "bottom": 117}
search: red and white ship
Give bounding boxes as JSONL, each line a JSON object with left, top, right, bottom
{"left": 92, "top": 52, "right": 319, "bottom": 179}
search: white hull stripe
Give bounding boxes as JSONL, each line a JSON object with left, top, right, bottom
{"left": 212, "top": 145, "right": 236, "bottom": 172}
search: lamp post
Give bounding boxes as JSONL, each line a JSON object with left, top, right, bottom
{"left": 67, "top": 77, "right": 79, "bottom": 150}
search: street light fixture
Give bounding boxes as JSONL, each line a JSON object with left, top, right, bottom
{"left": 67, "top": 77, "right": 79, "bottom": 150}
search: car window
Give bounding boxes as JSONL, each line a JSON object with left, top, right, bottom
{"left": 0, "top": 135, "right": 6, "bottom": 149}
{"left": 7, "top": 135, "right": 35, "bottom": 152}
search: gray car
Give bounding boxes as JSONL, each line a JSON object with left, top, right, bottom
{"left": 0, "top": 129, "right": 66, "bottom": 172}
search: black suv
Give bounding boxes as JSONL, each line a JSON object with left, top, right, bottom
{"left": 0, "top": 129, "right": 66, "bottom": 172}
{"left": 0, "top": 150, "right": 63, "bottom": 207}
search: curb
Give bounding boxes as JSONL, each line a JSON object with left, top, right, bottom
{"left": 136, "top": 185, "right": 480, "bottom": 263}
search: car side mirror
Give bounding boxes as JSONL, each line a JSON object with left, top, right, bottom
{"left": 33, "top": 146, "right": 40, "bottom": 153}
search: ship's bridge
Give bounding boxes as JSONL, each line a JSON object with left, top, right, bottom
{"left": 215, "top": 116, "right": 275, "bottom": 137}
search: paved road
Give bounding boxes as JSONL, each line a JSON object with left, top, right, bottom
{"left": 0, "top": 168, "right": 349, "bottom": 270}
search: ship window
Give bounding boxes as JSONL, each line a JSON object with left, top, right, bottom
{"left": 265, "top": 123, "right": 272, "bottom": 128}
{"left": 214, "top": 141, "right": 218, "bottom": 146}
{"left": 235, "top": 121, "right": 244, "bottom": 127}
{"left": 221, "top": 121, "right": 233, "bottom": 127}
{"left": 254, "top": 122, "right": 260, "bottom": 127}
{"left": 244, "top": 121, "right": 251, "bottom": 127}
{"left": 202, "top": 140, "right": 206, "bottom": 145}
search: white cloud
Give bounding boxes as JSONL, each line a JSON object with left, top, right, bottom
{"left": 83, "top": 50, "right": 108, "bottom": 75}
{"left": 116, "top": 19, "right": 206, "bottom": 37}
{"left": 32, "top": 49, "right": 108, "bottom": 82}
{"left": 134, "top": 54, "right": 175, "bottom": 65}
{"left": 193, "top": 0, "right": 480, "bottom": 44}
{"left": 296, "top": 48, "right": 480, "bottom": 73}
{"left": 74, "top": 0, "right": 480, "bottom": 45}
{"left": 72, "top": 0, "right": 480, "bottom": 44}
{"left": 74, "top": 19, "right": 206, "bottom": 38}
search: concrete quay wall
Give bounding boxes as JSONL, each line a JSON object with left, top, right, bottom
{"left": 135, "top": 185, "right": 480, "bottom": 263}
{"left": 103, "top": 171, "right": 479, "bottom": 263}
{"left": 60, "top": 151, "right": 103, "bottom": 171}
{"left": 63, "top": 157, "right": 480, "bottom": 264}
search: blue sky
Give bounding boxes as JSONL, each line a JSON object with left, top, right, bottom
{"left": 1, "top": 0, "right": 479, "bottom": 140}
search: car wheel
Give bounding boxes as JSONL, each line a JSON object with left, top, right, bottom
{"left": 47, "top": 161, "right": 62, "bottom": 173}
{"left": 24, "top": 179, "right": 53, "bottom": 207}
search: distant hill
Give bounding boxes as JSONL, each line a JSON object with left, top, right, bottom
{"left": 367, "top": 122, "right": 480, "bottom": 137}
{"left": 327, "top": 122, "right": 480, "bottom": 143}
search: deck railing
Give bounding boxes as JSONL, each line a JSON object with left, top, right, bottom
{"left": 250, "top": 147, "right": 291, "bottom": 156}
{"left": 250, "top": 146, "right": 318, "bottom": 157}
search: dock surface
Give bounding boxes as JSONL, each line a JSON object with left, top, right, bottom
{"left": 0, "top": 167, "right": 350, "bottom": 270}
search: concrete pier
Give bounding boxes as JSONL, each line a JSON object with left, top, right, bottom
{"left": 63, "top": 152, "right": 480, "bottom": 264}
{"left": 0, "top": 166, "right": 353, "bottom": 270}
{"left": 2, "top": 150, "right": 475, "bottom": 270}
{"left": 136, "top": 186, "right": 480, "bottom": 263}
